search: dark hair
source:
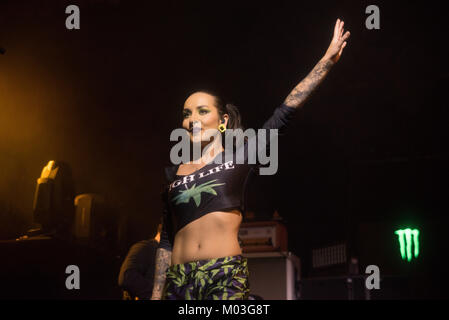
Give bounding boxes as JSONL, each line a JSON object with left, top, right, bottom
{"left": 197, "top": 90, "right": 244, "bottom": 130}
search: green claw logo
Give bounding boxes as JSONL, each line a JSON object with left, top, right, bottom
{"left": 395, "top": 228, "right": 420, "bottom": 262}
{"left": 172, "top": 179, "right": 225, "bottom": 207}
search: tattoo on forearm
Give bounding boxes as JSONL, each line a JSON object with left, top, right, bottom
{"left": 152, "top": 248, "right": 172, "bottom": 298}
{"left": 284, "top": 59, "right": 334, "bottom": 109}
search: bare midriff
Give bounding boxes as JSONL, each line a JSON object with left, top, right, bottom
{"left": 171, "top": 209, "right": 242, "bottom": 265}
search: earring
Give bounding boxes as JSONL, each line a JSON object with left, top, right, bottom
{"left": 218, "top": 124, "right": 226, "bottom": 133}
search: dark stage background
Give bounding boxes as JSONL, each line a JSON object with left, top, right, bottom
{"left": 0, "top": 0, "right": 447, "bottom": 299}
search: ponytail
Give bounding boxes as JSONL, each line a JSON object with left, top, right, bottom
{"left": 224, "top": 103, "right": 243, "bottom": 130}
{"left": 193, "top": 89, "right": 244, "bottom": 130}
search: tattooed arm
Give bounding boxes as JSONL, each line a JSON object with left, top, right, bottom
{"left": 283, "top": 19, "right": 351, "bottom": 109}
{"left": 151, "top": 248, "right": 172, "bottom": 300}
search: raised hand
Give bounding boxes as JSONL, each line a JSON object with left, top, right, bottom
{"left": 282, "top": 18, "right": 351, "bottom": 109}
{"left": 323, "top": 19, "right": 350, "bottom": 64}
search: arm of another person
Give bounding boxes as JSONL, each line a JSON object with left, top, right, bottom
{"left": 283, "top": 19, "right": 350, "bottom": 109}
{"left": 151, "top": 195, "right": 173, "bottom": 300}
{"left": 151, "top": 247, "right": 172, "bottom": 300}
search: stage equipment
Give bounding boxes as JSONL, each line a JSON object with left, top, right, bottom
{"left": 243, "top": 251, "right": 300, "bottom": 300}
{"left": 74, "top": 193, "right": 106, "bottom": 244}
{"left": 32, "top": 160, "right": 75, "bottom": 233}
{"left": 298, "top": 275, "right": 413, "bottom": 300}
{"left": 238, "top": 221, "right": 288, "bottom": 253}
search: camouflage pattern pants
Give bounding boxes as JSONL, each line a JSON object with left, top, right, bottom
{"left": 162, "top": 255, "right": 250, "bottom": 300}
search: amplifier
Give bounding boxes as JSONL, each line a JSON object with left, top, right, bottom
{"left": 239, "top": 221, "right": 288, "bottom": 253}
{"left": 243, "top": 251, "right": 301, "bottom": 300}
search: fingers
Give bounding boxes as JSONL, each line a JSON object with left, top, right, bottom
{"left": 338, "top": 41, "right": 347, "bottom": 56}
{"left": 333, "top": 18, "right": 340, "bottom": 38}
{"left": 337, "top": 42, "right": 346, "bottom": 58}
{"left": 334, "top": 19, "right": 350, "bottom": 45}
{"left": 334, "top": 19, "right": 347, "bottom": 41}
{"left": 341, "top": 30, "right": 351, "bottom": 42}
{"left": 339, "top": 21, "right": 344, "bottom": 39}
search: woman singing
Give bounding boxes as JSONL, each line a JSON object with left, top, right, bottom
{"left": 151, "top": 19, "right": 350, "bottom": 300}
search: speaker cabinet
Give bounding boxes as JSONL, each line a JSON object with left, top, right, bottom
{"left": 243, "top": 251, "right": 301, "bottom": 300}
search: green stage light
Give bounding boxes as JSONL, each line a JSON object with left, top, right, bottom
{"left": 395, "top": 228, "right": 420, "bottom": 262}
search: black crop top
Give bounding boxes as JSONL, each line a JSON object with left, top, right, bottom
{"left": 158, "top": 104, "right": 297, "bottom": 251}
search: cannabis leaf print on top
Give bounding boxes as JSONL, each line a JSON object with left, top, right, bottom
{"left": 172, "top": 179, "right": 225, "bottom": 207}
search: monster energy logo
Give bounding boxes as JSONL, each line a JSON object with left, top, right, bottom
{"left": 395, "top": 228, "right": 420, "bottom": 262}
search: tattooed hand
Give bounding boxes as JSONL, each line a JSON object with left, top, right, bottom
{"left": 323, "top": 19, "right": 351, "bottom": 64}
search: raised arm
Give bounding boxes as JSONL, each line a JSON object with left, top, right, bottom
{"left": 151, "top": 247, "right": 172, "bottom": 300}
{"left": 283, "top": 18, "right": 350, "bottom": 109}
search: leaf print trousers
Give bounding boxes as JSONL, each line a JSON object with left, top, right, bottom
{"left": 162, "top": 255, "right": 250, "bottom": 300}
